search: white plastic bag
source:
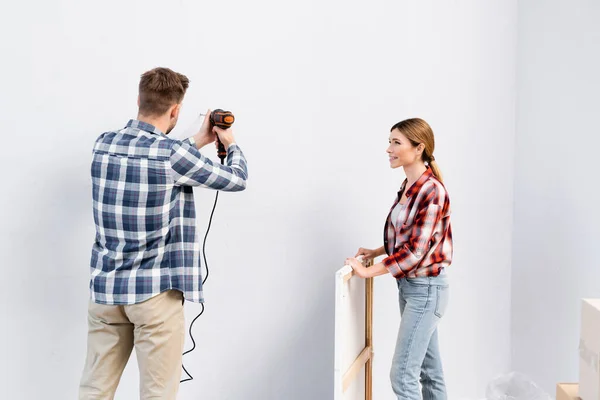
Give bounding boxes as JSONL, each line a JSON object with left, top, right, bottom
{"left": 485, "top": 371, "right": 552, "bottom": 400}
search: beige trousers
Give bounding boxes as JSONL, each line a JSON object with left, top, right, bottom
{"left": 79, "top": 290, "right": 185, "bottom": 400}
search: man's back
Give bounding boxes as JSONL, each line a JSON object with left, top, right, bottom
{"left": 80, "top": 67, "right": 248, "bottom": 400}
{"left": 90, "top": 119, "right": 247, "bottom": 305}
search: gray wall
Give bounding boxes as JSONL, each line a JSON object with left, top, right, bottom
{"left": 512, "top": 0, "right": 600, "bottom": 395}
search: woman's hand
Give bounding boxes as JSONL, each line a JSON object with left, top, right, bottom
{"left": 345, "top": 258, "right": 390, "bottom": 279}
{"left": 345, "top": 257, "right": 371, "bottom": 278}
{"left": 354, "top": 247, "right": 378, "bottom": 262}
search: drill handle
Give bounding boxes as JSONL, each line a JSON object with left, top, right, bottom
{"left": 217, "top": 139, "right": 226, "bottom": 163}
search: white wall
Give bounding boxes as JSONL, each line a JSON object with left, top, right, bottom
{"left": 0, "top": 1, "right": 516, "bottom": 399}
{"left": 369, "top": 2, "right": 518, "bottom": 399}
{"left": 511, "top": 0, "right": 600, "bottom": 395}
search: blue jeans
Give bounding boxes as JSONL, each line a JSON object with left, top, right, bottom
{"left": 390, "top": 273, "right": 449, "bottom": 400}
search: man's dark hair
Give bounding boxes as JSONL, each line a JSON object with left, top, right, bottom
{"left": 138, "top": 67, "right": 189, "bottom": 116}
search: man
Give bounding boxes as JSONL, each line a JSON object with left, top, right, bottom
{"left": 79, "top": 67, "right": 248, "bottom": 399}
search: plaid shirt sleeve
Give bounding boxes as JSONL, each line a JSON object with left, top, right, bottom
{"left": 170, "top": 140, "right": 248, "bottom": 190}
{"left": 383, "top": 186, "right": 445, "bottom": 278}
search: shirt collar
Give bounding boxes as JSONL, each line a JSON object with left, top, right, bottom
{"left": 126, "top": 119, "right": 167, "bottom": 137}
{"left": 403, "top": 167, "right": 434, "bottom": 199}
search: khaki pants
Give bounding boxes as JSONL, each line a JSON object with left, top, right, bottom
{"left": 79, "top": 290, "right": 185, "bottom": 400}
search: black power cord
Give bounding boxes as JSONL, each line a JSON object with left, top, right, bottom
{"left": 180, "top": 190, "right": 219, "bottom": 383}
{"left": 181, "top": 156, "right": 225, "bottom": 384}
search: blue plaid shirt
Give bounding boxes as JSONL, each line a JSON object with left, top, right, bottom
{"left": 89, "top": 120, "right": 248, "bottom": 305}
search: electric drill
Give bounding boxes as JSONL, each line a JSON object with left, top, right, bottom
{"left": 209, "top": 109, "right": 235, "bottom": 162}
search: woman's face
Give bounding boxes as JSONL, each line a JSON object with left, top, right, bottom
{"left": 387, "top": 129, "right": 423, "bottom": 169}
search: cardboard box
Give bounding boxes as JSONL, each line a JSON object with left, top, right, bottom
{"left": 580, "top": 299, "right": 600, "bottom": 400}
{"left": 557, "top": 383, "right": 580, "bottom": 400}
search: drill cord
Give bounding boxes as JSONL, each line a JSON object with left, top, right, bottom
{"left": 180, "top": 158, "right": 223, "bottom": 384}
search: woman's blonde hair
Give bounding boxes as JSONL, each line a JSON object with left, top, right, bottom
{"left": 390, "top": 118, "right": 443, "bottom": 182}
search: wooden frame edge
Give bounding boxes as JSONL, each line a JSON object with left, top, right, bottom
{"left": 340, "top": 259, "right": 374, "bottom": 399}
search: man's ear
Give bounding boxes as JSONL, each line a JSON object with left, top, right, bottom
{"left": 171, "top": 103, "right": 181, "bottom": 120}
{"left": 137, "top": 95, "right": 140, "bottom": 108}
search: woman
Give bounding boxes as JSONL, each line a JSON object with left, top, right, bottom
{"left": 345, "top": 118, "right": 453, "bottom": 400}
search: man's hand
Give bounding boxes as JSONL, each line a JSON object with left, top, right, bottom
{"left": 213, "top": 126, "right": 235, "bottom": 149}
{"left": 193, "top": 109, "right": 216, "bottom": 148}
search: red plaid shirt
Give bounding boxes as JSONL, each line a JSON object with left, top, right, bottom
{"left": 383, "top": 168, "right": 453, "bottom": 278}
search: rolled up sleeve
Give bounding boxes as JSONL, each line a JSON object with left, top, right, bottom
{"left": 169, "top": 141, "right": 248, "bottom": 191}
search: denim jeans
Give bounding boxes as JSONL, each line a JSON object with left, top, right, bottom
{"left": 390, "top": 273, "right": 449, "bottom": 400}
